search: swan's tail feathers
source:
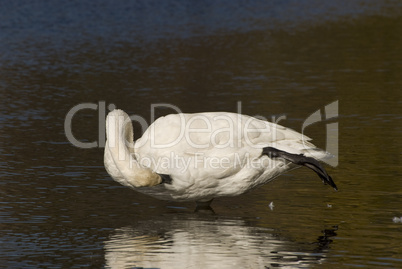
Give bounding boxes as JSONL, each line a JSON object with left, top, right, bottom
{"left": 262, "top": 147, "right": 338, "bottom": 191}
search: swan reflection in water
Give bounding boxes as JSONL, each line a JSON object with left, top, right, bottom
{"left": 104, "top": 216, "right": 336, "bottom": 269}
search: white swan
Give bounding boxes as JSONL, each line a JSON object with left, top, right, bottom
{"left": 104, "top": 109, "right": 337, "bottom": 206}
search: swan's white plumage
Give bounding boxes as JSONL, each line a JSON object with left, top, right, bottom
{"left": 104, "top": 109, "right": 330, "bottom": 202}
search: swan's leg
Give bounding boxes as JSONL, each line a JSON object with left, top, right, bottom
{"left": 195, "top": 199, "right": 215, "bottom": 213}
{"left": 262, "top": 147, "right": 338, "bottom": 190}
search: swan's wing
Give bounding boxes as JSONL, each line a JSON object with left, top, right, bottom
{"left": 136, "top": 112, "right": 311, "bottom": 149}
{"left": 134, "top": 112, "right": 316, "bottom": 177}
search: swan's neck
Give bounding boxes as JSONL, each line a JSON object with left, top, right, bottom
{"left": 105, "top": 109, "right": 161, "bottom": 187}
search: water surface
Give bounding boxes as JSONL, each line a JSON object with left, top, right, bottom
{"left": 1, "top": 1, "right": 402, "bottom": 268}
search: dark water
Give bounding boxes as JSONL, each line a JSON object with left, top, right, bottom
{"left": 1, "top": 1, "right": 402, "bottom": 268}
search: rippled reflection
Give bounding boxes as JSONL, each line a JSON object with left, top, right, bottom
{"left": 104, "top": 215, "right": 335, "bottom": 269}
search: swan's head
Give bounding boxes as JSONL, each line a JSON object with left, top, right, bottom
{"left": 105, "top": 109, "right": 162, "bottom": 188}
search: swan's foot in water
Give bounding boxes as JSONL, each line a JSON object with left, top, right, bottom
{"left": 195, "top": 199, "right": 215, "bottom": 214}
{"left": 262, "top": 147, "right": 338, "bottom": 190}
